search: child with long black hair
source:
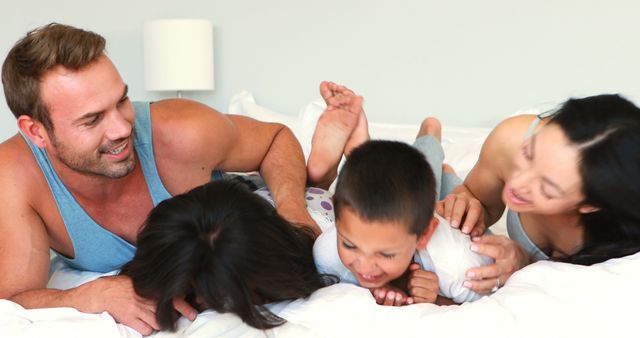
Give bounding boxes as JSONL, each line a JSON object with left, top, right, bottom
{"left": 121, "top": 180, "right": 336, "bottom": 330}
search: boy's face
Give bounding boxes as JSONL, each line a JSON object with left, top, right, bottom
{"left": 336, "top": 207, "right": 424, "bottom": 289}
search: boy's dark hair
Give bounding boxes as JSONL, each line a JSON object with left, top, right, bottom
{"left": 121, "top": 180, "right": 336, "bottom": 330}
{"left": 333, "top": 140, "right": 437, "bottom": 235}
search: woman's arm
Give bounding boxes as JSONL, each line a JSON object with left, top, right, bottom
{"left": 441, "top": 115, "right": 537, "bottom": 236}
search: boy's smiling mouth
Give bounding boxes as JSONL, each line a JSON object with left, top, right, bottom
{"left": 356, "top": 272, "right": 384, "bottom": 285}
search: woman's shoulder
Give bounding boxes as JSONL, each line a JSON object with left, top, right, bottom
{"left": 490, "top": 114, "right": 541, "bottom": 143}
{"left": 479, "top": 114, "right": 542, "bottom": 161}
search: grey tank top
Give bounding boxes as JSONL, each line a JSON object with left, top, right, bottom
{"left": 20, "top": 102, "right": 171, "bottom": 272}
{"left": 505, "top": 114, "right": 550, "bottom": 262}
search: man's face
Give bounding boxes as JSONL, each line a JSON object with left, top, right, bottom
{"left": 40, "top": 55, "right": 136, "bottom": 179}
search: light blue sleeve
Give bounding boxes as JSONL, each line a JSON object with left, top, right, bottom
{"left": 312, "top": 225, "right": 358, "bottom": 284}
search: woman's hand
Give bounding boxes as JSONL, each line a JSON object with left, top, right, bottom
{"left": 462, "top": 235, "right": 530, "bottom": 294}
{"left": 436, "top": 191, "right": 487, "bottom": 237}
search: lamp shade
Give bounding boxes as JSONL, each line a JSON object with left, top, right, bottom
{"left": 144, "top": 19, "right": 214, "bottom": 92}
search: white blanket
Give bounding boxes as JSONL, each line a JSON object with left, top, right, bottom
{"left": 6, "top": 253, "right": 638, "bottom": 338}
{"left": 2, "top": 92, "right": 638, "bottom": 338}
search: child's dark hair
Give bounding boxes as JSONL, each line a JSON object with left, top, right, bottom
{"left": 333, "top": 140, "right": 437, "bottom": 235}
{"left": 121, "top": 180, "right": 335, "bottom": 330}
{"left": 548, "top": 94, "right": 640, "bottom": 265}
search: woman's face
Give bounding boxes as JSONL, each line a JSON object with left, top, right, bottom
{"left": 503, "top": 124, "right": 585, "bottom": 215}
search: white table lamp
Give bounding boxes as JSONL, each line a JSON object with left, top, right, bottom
{"left": 144, "top": 19, "right": 214, "bottom": 98}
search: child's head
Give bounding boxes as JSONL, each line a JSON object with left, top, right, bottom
{"left": 333, "top": 140, "right": 438, "bottom": 288}
{"left": 121, "top": 180, "right": 334, "bottom": 330}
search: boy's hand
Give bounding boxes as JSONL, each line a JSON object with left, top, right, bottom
{"left": 370, "top": 284, "right": 408, "bottom": 307}
{"left": 406, "top": 263, "right": 439, "bottom": 304}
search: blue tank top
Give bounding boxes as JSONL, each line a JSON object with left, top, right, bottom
{"left": 20, "top": 102, "right": 172, "bottom": 272}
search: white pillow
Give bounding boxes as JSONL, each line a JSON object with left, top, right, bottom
{"left": 228, "top": 90, "right": 493, "bottom": 177}
{"left": 229, "top": 90, "right": 323, "bottom": 159}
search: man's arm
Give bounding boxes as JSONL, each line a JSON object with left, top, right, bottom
{"left": 152, "top": 99, "right": 319, "bottom": 235}
{"left": 0, "top": 185, "right": 52, "bottom": 303}
{"left": 0, "top": 144, "right": 171, "bottom": 336}
{"left": 10, "top": 275, "right": 160, "bottom": 332}
{"left": 440, "top": 114, "right": 537, "bottom": 236}
{"left": 224, "top": 115, "right": 319, "bottom": 235}
{"left": 244, "top": 118, "right": 317, "bottom": 234}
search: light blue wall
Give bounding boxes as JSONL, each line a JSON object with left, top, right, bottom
{"left": 1, "top": 0, "right": 639, "bottom": 141}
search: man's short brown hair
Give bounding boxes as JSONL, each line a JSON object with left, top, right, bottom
{"left": 2, "top": 23, "right": 106, "bottom": 131}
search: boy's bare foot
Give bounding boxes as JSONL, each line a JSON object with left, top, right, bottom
{"left": 319, "top": 81, "right": 355, "bottom": 109}
{"left": 320, "top": 81, "right": 370, "bottom": 157}
{"left": 307, "top": 83, "right": 362, "bottom": 189}
{"left": 344, "top": 105, "right": 370, "bottom": 157}
{"left": 416, "top": 117, "right": 442, "bottom": 142}
{"left": 307, "top": 107, "right": 358, "bottom": 189}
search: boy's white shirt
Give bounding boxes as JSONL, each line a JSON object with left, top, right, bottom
{"left": 313, "top": 214, "right": 494, "bottom": 303}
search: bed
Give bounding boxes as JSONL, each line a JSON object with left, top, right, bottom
{"left": 2, "top": 92, "right": 638, "bottom": 338}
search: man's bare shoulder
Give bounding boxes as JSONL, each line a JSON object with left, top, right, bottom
{"left": 150, "top": 98, "right": 232, "bottom": 131}
{"left": 0, "top": 134, "right": 44, "bottom": 193}
{"left": 148, "top": 99, "right": 236, "bottom": 155}
{"left": 146, "top": 99, "right": 239, "bottom": 192}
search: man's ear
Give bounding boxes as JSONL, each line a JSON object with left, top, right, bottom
{"left": 417, "top": 217, "right": 439, "bottom": 250}
{"left": 18, "top": 115, "right": 49, "bottom": 148}
{"left": 578, "top": 204, "right": 600, "bottom": 214}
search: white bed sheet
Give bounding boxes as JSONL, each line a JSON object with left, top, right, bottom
{"left": 2, "top": 92, "right": 638, "bottom": 338}
{"left": 9, "top": 252, "right": 639, "bottom": 338}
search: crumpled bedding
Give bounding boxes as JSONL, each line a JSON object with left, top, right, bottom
{"left": 4, "top": 252, "right": 638, "bottom": 338}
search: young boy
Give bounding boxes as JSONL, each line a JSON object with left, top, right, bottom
{"left": 312, "top": 139, "right": 494, "bottom": 306}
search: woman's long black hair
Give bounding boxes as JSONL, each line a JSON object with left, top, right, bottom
{"left": 121, "top": 180, "right": 335, "bottom": 330}
{"left": 549, "top": 94, "right": 640, "bottom": 265}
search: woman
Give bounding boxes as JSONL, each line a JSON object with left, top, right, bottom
{"left": 441, "top": 94, "right": 640, "bottom": 293}
{"left": 121, "top": 180, "right": 336, "bottom": 330}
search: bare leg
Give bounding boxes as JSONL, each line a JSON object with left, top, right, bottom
{"left": 413, "top": 117, "right": 446, "bottom": 195}
{"left": 416, "top": 117, "right": 462, "bottom": 200}
{"left": 307, "top": 82, "right": 367, "bottom": 189}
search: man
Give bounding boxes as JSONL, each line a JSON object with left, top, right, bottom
{"left": 0, "top": 23, "right": 320, "bottom": 335}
